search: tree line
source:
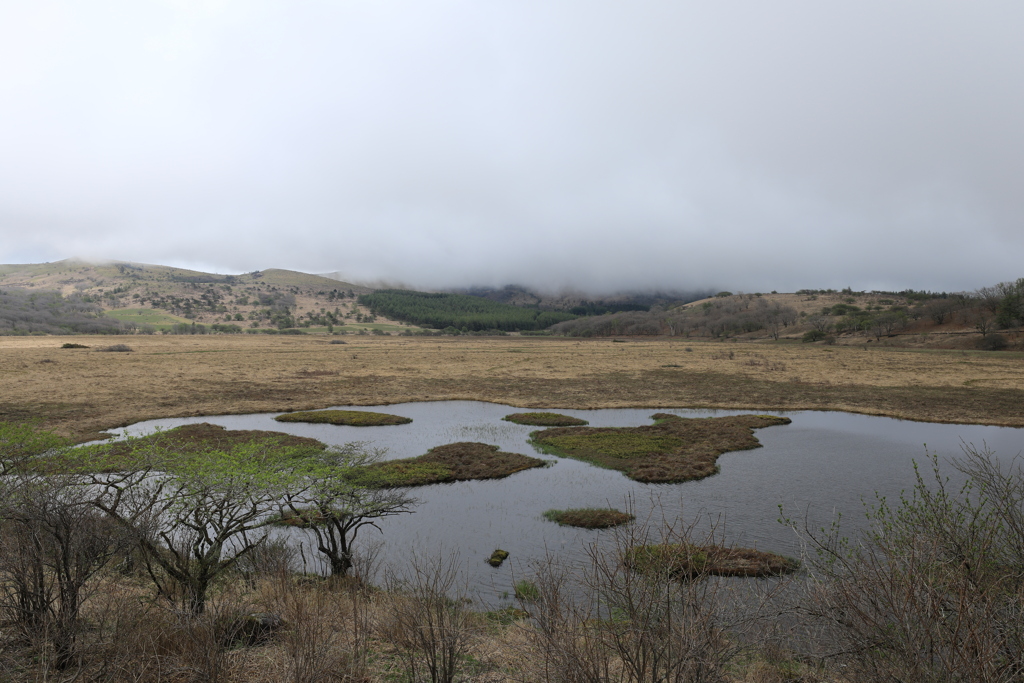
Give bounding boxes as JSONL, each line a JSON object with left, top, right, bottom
{"left": 359, "top": 290, "right": 576, "bottom": 331}
{"left": 0, "top": 287, "right": 128, "bottom": 335}
{"left": 549, "top": 278, "right": 1024, "bottom": 342}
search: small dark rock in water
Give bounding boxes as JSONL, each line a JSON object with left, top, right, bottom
{"left": 487, "top": 549, "right": 510, "bottom": 567}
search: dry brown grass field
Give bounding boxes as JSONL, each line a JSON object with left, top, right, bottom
{"left": 3, "top": 334, "right": 1023, "bottom": 440}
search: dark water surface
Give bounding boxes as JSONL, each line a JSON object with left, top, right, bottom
{"left": 105, "top": 402, "right": 1024, "bottom": 602}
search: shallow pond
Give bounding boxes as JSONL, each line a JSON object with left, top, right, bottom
{"left": 105, "top": 402, "right": 1024, "bottom": 602}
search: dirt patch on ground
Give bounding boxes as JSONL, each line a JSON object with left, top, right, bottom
{"left": 1, "top": 335, "right": 1022, "bottom": 441}
{"left": 532, "top": 414, "right": 790, "bottom": 483}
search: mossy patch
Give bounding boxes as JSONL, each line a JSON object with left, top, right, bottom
{"left": 487, "top": 549, "right": 510, "bottom": 567}
{"left": 43, "top": 423, "right": 325, "bottom": 474}
{"left": 624, "top": 543, "right": 798, "bottom": 579}
{"left": 503, "top": 412, "right": 589, "bottom": 427}
{"left": 531, "top": 413, "right": 791, "bottom": 484}
{"left": 275, "top": 409, "right": 412, "bottom": 426}
{"left": 346, "top": 442, "right": 547, "bottom": 488}
{"left": 542, "top": 508, "right": 635, "bottom": 529}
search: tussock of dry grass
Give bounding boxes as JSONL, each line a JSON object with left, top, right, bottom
{"left": 533, "top": 413, "right": 791, "bottom": 483}
{"left": 1, "top": 335, "right": 1022, "bottom": 441}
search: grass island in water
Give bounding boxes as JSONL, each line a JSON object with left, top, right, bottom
{"left": 275, "top": 409, "right": 412, "bottom": 426}
{"left": 531, "top": 413, "right": 791, "bottom": 483}
{"left": 543, "top": 508, "right": 635, "bottom": 528}
{"left": 503, "top": 412, "right": 589, "bottom": 427}
{"left": 625, "top": 542, "right": 798, "bottom": 579}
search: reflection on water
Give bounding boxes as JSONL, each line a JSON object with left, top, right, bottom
{"left": 104, "top": 402, "right": 1024, "bottom": 603}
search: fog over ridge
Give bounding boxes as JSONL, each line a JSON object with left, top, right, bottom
{"left": 1, "top": 1, "right": 1021, "bottom": 293}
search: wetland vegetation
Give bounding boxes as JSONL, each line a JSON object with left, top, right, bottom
{"left": 531, "top": 413, "right": 791, "bottom": 483}
{"left": 503, "top": 411, "right": 589, "bottom": 426}
{"left": 346, "top": 441, "right": 547, "bottom": 488}
{"left": 38, "top": 422, "right": 325, "bottom": 473}
{"left": 274, "top": 409, "right": 413, "bottom": 426}
{"left": 542, "top": 507, "right": 634, "bottom": 528}
{"left": 624, "top": 542, "right": 798, "bottom": 578}
{"left": 3, "top": 334, "right": 1023, "bottom": 444}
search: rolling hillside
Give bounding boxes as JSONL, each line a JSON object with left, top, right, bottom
{"left": 0, "top": 259, "right": 399, "bottom": 334}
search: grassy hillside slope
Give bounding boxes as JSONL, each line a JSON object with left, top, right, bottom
{"left": 0, "top": 260, "right": 410, "bottom": 334}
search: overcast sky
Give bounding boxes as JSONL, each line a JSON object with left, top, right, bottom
{"left": 1, "top": 1, "right": 1022, "bottom": 294}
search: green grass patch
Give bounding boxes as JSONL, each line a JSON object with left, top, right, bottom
{"left": 513, "top": 579, "right": 540, "bottom": 601}
{"left": 484, "top": 606, "right": 529, "bottom": 625}
{"left": 42, "top": 423, "right": 325, "bottom": 474}
{"left": 103, "top": 307, "right": 191, "bottom": 327}
{"left": 542, "top": 508, "right": 635, "bottom": 529}
{"left": 275, "top": 410, "right": 412, "bottom": 426}
{"left": 531, "top": 413, "right": 791, "bottom": 484}
{"left": 503, "top": 412, "right": 589, "bottom": 427}
{"left": 347, "top": 442, "right": 546, "bottom": 488}
{"left": 624, "top": 543, "right": 799, "bottom": 579}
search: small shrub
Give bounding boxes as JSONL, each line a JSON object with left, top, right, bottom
{"left": 329, "top": 339, "right": 347, "bottom": 344}
{"left": 61, "top": 342, "right": 89, "bottom": 349}
{"left": 801, "top": 330, "right": 826, "bottom": 343}
{"left": 98, "top": 343, "right": 133, "bottom": 352}
{"left": 978, "top": 333, "right": 1008, "bottom": 351}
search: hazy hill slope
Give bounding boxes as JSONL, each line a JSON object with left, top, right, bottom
{"left": 0, "top": 260, "right": 388, "bottom": 333}
{"left": 358, "top": 289, "right": 576, "bottom": 331}
{"left": 451, "top": 284, "right": 713, "bottom": 312}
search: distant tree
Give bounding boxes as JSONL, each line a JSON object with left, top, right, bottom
{"left": 807, "top": 314, "right": 832, "bottom": 333}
